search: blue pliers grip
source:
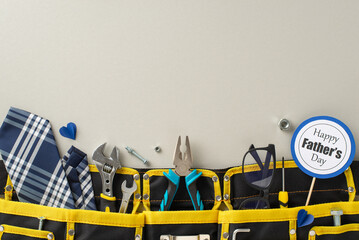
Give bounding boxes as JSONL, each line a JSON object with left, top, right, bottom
{"left": 159, "top": 169, "right": 204, "bottom": 211}
{"left": 159, "top": 169, "right": 180, "bottom": 211}
{"left": 185, "top": 169, "right": 204, "bottom": 210}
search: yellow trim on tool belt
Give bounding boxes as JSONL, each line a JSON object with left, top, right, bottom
{"left": 142, "top": 169, "right": 221, "bottom": 210}
{"left": 66, "top": 222, "right": 75, "bottom": 240}
{"left": 4, "top": 175, "right": 13, "bottom": 201}
{"left": 135, "top": 226, "right": 143, "bottom": 240}
{"left": 0, "top": 224, "right": 54, "bottom": 239}
{"left": 344, "top": 167, "right": 356, "bottom": 201}
{"left": 219, "top": 201, "right": 359, "bottom": 224}
{"left": 145, "top": 210, "right": 219, "bottom": 225}
{"left": 309, "top": 223, "right": 359, "bottom": 239}
{"left": 0, "top": 199, "right": 144, "bottom": 228}
{"left": 289, "top": 219, "right": 297, "bottom": 240}
{"left": 89, "top": 165, "right": 138, "bottom": 175}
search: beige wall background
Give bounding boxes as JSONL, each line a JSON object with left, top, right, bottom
{"left": 0, "top": 1, "right": 358, "bottom": 169}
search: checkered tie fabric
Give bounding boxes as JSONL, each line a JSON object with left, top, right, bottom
{"left": 0, "top": 107, "right": 76, "bottom": 209}
{"left": 61, "top": 146, "right": 97, "bottom": 210}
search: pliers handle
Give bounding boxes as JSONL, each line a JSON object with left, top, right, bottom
{"left": 159, "top": 169, "right": 204, "bottom": 211}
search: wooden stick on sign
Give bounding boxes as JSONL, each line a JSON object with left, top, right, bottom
{"left": 305, "top": 177, "right": 316, "bottom": 206}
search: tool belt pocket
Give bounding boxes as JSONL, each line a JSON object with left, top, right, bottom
{"left": 89, "top": 165, "right": 142, "bottom": 213}
{"left": 219, "top": 201, "right": 359, "bottom": 240}
{"left": 219, "top": 208, "right": 293, "bottom": 240}
{"left": 0, "top": 199, "right": 145, "bottom": 240}
{"left": 0, "top": 224, "right": 55, "bottom": 240}
{"left": 142, "top": 169, "right": 222, "bottom": 211}
{"left": 222, "top": 160, "right": 356, "bottom": 210}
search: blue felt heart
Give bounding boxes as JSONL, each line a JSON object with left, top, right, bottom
{"left": 59, "top": 122, "right": 77, "bottom": 140}
{"left": 297, "top": 209, "right": 314, "bottom": 228}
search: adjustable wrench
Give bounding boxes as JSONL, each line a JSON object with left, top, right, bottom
{"left": 119, "top": 180, "right": 137, "bottom": 213}
{"left": 92, "top": 143, "right": 121, "bottom": 212}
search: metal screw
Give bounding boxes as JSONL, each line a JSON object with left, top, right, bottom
{"left": 216, "top": 195, "right": 222, "bottom": 201}
{"left": 212, "top": 176, "right": 218, "bottom": 182}
{"left": 331, "top": 208, "right": 343, "bottom": 226}
{"left": 135, "top": 193, "right": 141, "bottom": 200}
{"left": 224, "top": 175, "right": 230, "bottom": 181}
{"left": 135, "top": 234, "right": 141, "bottom": 240}
{"left": 143, "top": 174, "right": 149, "bottom": 180}
{"left": 309, "top": 230, "right": 316, "bottom": 236}
{"left": 224, "top": 194, "right": 229, "bottom": 200}
{"left": 133, "top": 174, "right": 140, "bottom": 181}
{"left": 47, "top": 233, "right": 54, "bottom": 240}
{"left": 38, "top": 216, "right": 45, "bottom": 230}
{"left": 125, "top": 146, "right": 148, "bottom": 164}
{"left": 290, "top": 229, "right": 296, "bottom": 235}
{"left": 68, "top": 229, "right": 75, "bottom": 236}
{"left": 348, "top": 187, "right": 354, "bottom": 193}
{"left": 0, "top": 225, "right": 4, "bottom": 232}
{"left": 143, "top": 194, "right": 149, "bottom": 200}
{"left": 278, "top": 118, "right": 291, "bottom": 131}
{"left": 154, "top": 146, "right": 161, "bottom": 152}
{"left": 223, "top": 232, "right": 229, "bottom": 239}
{"left": 5, "top": 185, "right": 12, "bottom": 191}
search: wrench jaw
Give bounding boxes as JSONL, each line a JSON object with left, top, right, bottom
{"left": 92, "top": 143, "right": 122, "bottom": 197}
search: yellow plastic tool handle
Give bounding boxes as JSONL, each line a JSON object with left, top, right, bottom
{"left": 278, "top": 191, "right": 288, "bottom": 208}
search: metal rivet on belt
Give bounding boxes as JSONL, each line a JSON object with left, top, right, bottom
{"left": 0, "top": 225, "right": 4, "bottom": 232}
{"left": 143, "top": 174, "right": 149, "bottom": 180}
{"left": 224, "top": 175, "right": 230, "bottom": 182}
{"left": 223, "top": 194, "right": 229, "bottom": 200}
{"left": 5, "top": 185, "right": 12, "bottom": 191}
{"left": 135, "top": 234, "right": 141, "bottom": 240}
{"left": 135, "top": 193, "right": 141, "bottom": 200}
{"left": 309, "top": 230, "right": 316, "bottom": 236}
{"left": 47, "top": 233, "right": 54, "bottom": 240}
{"left": 290, "top": 229, "right": 296, "bottom": 235}
{"left": 348, "top": 187, "right": 354, "bottom": 193}
{"left": 133, "top": 174, "right": 140, "bottom": 181}
{"left": 143, "top": 194, "right": 149, "bottom": 200}
{"left": 212, "top": 176, "right": 218, "bottom": 182}
{"left": 68, "top": 229, "right": 75, "bottom": 236}
{"left": 216, "top": 195, "right": 222, "bottom": 201}
{"left": 223, "top": 232, "right": 229, "bottom": 239}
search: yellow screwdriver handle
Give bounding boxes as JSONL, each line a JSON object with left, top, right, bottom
{"left": 279, "top": 191, "right": 288, "bottom": 208}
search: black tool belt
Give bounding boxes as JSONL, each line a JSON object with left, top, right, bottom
{"left": 0, "top": 160, "right": 359, "bottom": 240}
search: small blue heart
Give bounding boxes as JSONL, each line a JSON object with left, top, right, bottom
{"left": 59, "top": 122, "right": 77, "bottom": 140}
{"left": 297, "top": 209, "right": 314, "bottom": 228}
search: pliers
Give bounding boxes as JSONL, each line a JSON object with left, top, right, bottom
{"left": 159, "top": 136, "right": 204, "bottom": 211}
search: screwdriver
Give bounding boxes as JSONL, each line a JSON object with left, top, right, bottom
{"left": 278, "top": 157, "right": 288, "bottom": 208}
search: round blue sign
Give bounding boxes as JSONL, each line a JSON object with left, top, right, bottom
{"left": 291, "top": 116, "right": 355, "bottom": 179}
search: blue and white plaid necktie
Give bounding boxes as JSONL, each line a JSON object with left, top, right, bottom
{"left": 61, "top": 146, "right": 97, "bottom": 210}
{"left": 0, "top": 107, "right": 76, "bottom": 209}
